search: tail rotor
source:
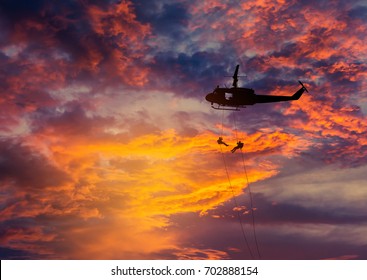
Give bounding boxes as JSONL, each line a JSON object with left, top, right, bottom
{"left": 298, "top": 81, "right": 309, "bottom": 93}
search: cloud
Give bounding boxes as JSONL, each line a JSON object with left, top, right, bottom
{"left": 258, "top": 163, "right": 367, "bottom": 211}
{"left": 0, "top": 115, "right": 288, "bottom": 258}
{"left": 0, "top": 139, "right": 69, "bottom": 190}
{"left": 0, "top": 0, "right": 152, "bottom": 100}
{"left": 0, "top": 89, "right": 311, "bottom": 258}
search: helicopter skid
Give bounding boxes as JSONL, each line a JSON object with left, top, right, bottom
{"left": 211, "top": 105, "right": 245, "bottom": 111}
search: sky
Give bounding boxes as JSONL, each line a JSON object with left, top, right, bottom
{"left": 0, "top": 0, "right": 367, "bottom": 260}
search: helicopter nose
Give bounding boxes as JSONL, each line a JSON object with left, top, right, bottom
{"left": 205, "top": 93, "right": 213, "bottom": 102}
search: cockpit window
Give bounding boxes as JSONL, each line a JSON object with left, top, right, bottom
{"left": 225, "top": 92, "right": 233, "bottom": 100}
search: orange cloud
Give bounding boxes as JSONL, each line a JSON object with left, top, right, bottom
{"left": 1, "top": 118, "right": 310, "bottom": 258}
{"left": 87, "top": 1, "right": 151, "bottom": 86}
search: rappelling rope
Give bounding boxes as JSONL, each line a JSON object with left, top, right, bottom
{"left": 219, "top": 112, "right": 255, "bottom": 259}
{"left": 232, "top": 113, "right": 262, "bottom": 260}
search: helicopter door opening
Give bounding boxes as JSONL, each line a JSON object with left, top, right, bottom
{"left": 225, "top": 92, "right": 233, "bottom": 100}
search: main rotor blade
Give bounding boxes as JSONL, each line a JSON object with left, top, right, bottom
{"left": 232, "top": 64, "right": 239, "bottom": 88}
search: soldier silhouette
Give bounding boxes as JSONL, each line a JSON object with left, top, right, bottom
{"left": 231, "top": 141, "right": 244, "bottom": 153}
{"left": 217, "top": 137, "right": 229, "bottom": 146}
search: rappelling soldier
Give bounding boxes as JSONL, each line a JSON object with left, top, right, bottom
{"left": 231, "top": 141, "right": 244, "bottom": 153}
{"left": 217, "top": 137, "right": 229, "bottom": 146}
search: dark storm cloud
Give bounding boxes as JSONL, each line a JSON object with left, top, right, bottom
{"left": 348, "top": 5, "right": 367, "bottom": 20}
{"left": 0, "top": 246, "right": 34, "bottom": 259}
{"left": 0, "top": 139, "right": 69, "bottom": 189}
{"left": 0, "top": 215, "right": 81, "bottom": 259}
{"left": 0, "top": 0, "right": 88, "bottom": 50}
{"left": 147, "top": 50, "right": 230, "bottom": 97}
{"left": 322, "top": 138, "right": 367, "bottom": 167}
{"left": 249, "top": 193, "right": 367, "bottom": 225}
{"left": 199, "top": 189, "right": 367, "bottom": 229}
{"left": 31, "top": 103, "right": 115, "bottom": 138}
{"left": 0, "top": 0, "right": 46, "bottom": 22}
{"left": 167, "top": 185, "right": 367, "bottom": 259}
{"left": 168, "top": 209, "right": 367, "bottom": 260}
{"left": 0, "top": 0, "right": 151, "bottom": 90}
{"left": 135, "top": 2, "right": 189, "bottom": 39}
{"left": 258, "top": 231, "right": 367, "bottom": 260}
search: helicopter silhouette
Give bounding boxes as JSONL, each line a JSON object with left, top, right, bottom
{"left": 205, "top": 65, "right": 308, "bottom": 110}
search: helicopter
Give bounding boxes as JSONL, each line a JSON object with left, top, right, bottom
{"left": 205, "top": 65, "right": 308, "bottom": 110}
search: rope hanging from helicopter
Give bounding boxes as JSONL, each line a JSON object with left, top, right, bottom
{"left": 217, "top": 110, "right": 262, "bottom": 260}
{"left": 232, "top": 113, "right": 262, "bottom": 260}
{"left": 218, "top": 110, "right": 254, "bottom": 259}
